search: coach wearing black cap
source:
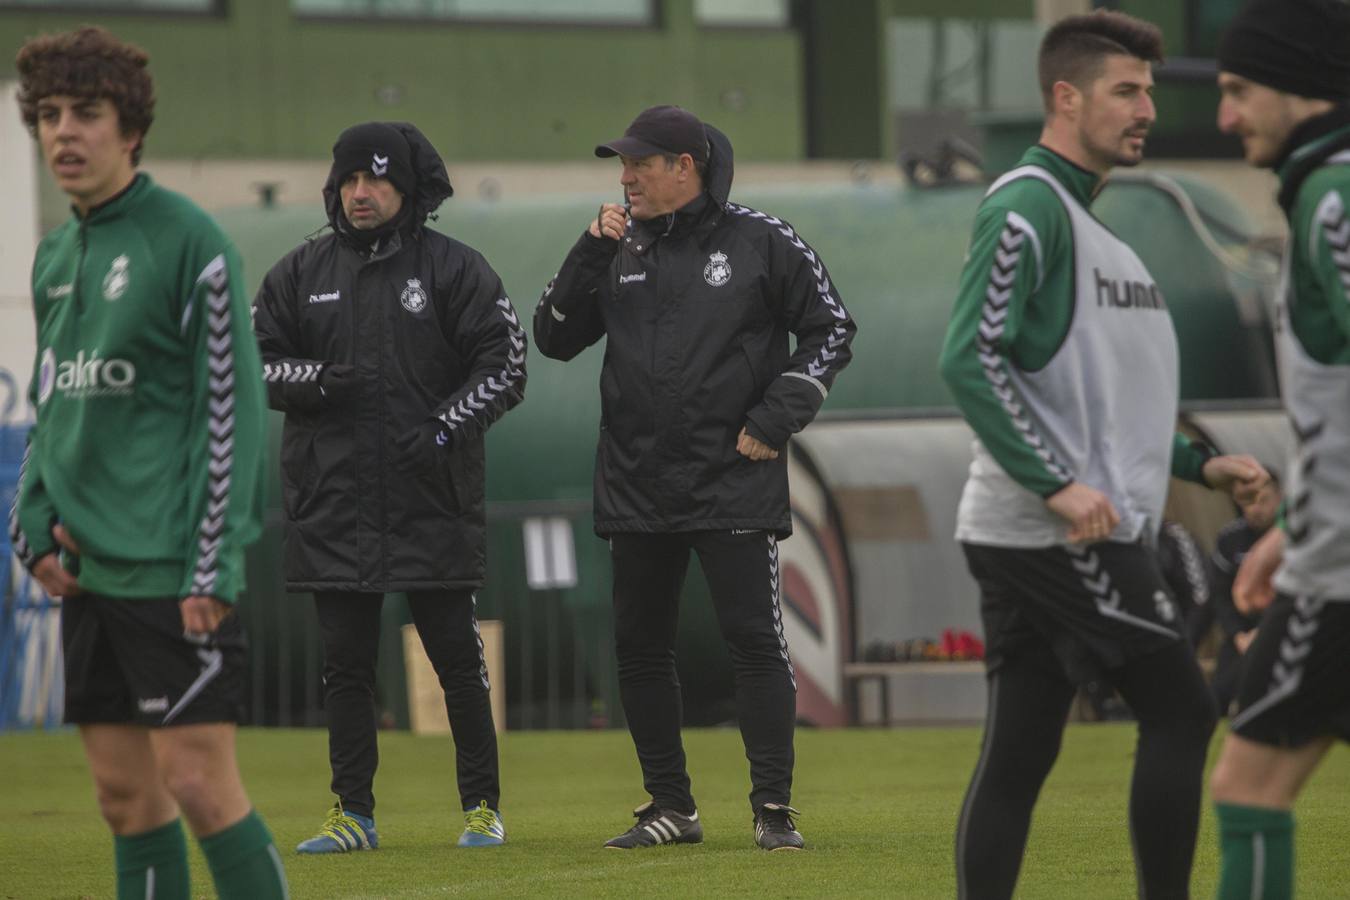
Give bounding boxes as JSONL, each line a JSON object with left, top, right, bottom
{"left": 253, "top": 121, "right": 526, "bottom": 855}
{"left": 534, "top": 105, "right": 857, "bottom": 852}
{"left": 1209, "top": 2, "right": 1350, "bottom": 897}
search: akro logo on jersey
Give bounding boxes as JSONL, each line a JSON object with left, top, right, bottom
{"left": 36, "top": 347, "right": 137, "bottom": 405}
{"left": 102, "top": 255, "right": 131, "bottom": 301}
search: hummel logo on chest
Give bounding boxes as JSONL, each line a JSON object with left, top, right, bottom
{"left": 1095, "top": 268, "right": 1165, "bottom": 310}
{"left": 309, "top": 291, "right": 340, "bottom": 304}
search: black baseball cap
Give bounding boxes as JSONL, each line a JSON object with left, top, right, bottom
{"left": 595, "top": 105, "right": 709, "bottom": 162}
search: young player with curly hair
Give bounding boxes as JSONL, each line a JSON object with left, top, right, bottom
{"left": 11, "top": 26, "right": 287, "bottom": 900}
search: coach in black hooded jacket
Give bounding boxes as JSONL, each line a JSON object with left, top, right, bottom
{"left": 253, "top": 121, "right": 523, "bottom": 848}
{"left": 534, "top": 106, "right": 854, "bottom": 852}
{"left": 254, "top": 123, "right": 526, "bottom": 591}
{"left": 535, "top": 120, "right": 853, "bottom": 535}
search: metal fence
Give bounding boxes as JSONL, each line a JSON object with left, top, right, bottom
{"left": 0, "top": 431, "right": 756, "bottom": 734}
{"left": 0, "top": 425, "right": 627, "bottom": 733}
{"left": 230, "top": 500, "right": 625, "bottom": 733}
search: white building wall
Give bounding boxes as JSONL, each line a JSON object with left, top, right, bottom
{"left": 0, "top": 82, "right": 39, "bottom": 422}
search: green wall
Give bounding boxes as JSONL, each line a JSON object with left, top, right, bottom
{"left": 880, "top": 0, "right": 1032, "bottom": 17}
{"left": 804, "top": 0, "right": 1036, "bottom": 160}
{"left": 4, "top": 1, "right": 1237, "bottom": 168}
{"left": 0, "top": 0, "right": 805, "bottom": 161}
{"left": 802, "top": 1, "right": 883, "bottom": 159}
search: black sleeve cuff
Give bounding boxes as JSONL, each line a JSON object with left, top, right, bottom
{"left": 1040, "top": 479, "right": 1074, "bottom": 499}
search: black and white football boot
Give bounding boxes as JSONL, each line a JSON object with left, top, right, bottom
{"left": 754, "top": 803, "right": 804, "bottom": 851}
{"left": 604, "top": 800, "right": 704, "bottom": 849}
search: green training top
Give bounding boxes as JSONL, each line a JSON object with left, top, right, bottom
{"left": 11, "top": 174, "right": 267, "bottom": 603}
{"left": 1280, "top": 127, "right": 1350, "bottom": 366}
{"left": 939, "top": 145, "right": 1209, "bottom": 504}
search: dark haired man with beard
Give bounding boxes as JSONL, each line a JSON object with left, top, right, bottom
{"left": 11, "top": 26, "right": 285, "bottom": 900}
{"left": 1210, "top": 2, "right": 1350, "bottom": 897}
{"left": 253, "top": 122, "right": 525, "bottom": 854}
{"left": 940, "top": 11, "right": 1266, "bottom": 899}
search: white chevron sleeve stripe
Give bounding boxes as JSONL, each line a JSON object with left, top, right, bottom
{"left": 976, "top": 218, "right": 1071, "bottom": 483}
{"left": 435, "top": 297, "right": 525, "bottom": 434}
{"left": 189, "top": 254, "right": 237, "bottom": 597}
{"left": 8, "top": 442, "right": 36, "bottom": 569}
{"left": 726, "top": 203, "right": 851, "bottom": 384}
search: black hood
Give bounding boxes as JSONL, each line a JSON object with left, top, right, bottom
{"left": 703, "top": 123, "right": 734, "bottom": 206}
{"left": 323, "top": 121, "right": 454, "bottom": 232}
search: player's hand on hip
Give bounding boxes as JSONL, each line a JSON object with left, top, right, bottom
{"left": 737, "top": 427, "right": 779, "bottom": 461}
{"left": 52, "top": 523, "right": 80, "bottom": 555}
{"left": 33, "top": 553, "right": 80, "bottom": 598}
{"left": 181, "top": 595, "right": 231, "bottom": 636}
{"left": 1202, "top": 454, "right": 1269, "bottom": 505}
{"left": 1045, "top": 482, "right": 1120, "bottom": 544}
{"left": 1233, "top": 525, "right": 1283, "bottom": 615}
{"left": 589, "top": 203, "right": 628, "bottom": 241}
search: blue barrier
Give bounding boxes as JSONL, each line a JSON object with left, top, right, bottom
{"left": 0, "top": 422, "right": 64, "bottom": 731}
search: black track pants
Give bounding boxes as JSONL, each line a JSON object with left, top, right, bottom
{"left": 315, "top": 589, "right": 500, "bottom": 817}
{"left": 955, "top": 639, "right": 1216, "bottom": 900}
{"left": 610, "top": 530, "right": 797, "bottom": 814}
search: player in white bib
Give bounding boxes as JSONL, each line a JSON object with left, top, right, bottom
{"left": 939, "top": 12, "right": 1267, "bottom": 899}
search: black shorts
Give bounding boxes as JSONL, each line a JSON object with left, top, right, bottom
{"left": 962, "top": 541, "right": 1185, "bottom": 684}
{"left": 62, "top": 593, "right": 246, "bottom": 727}
{"left": 1230, "top": 593, "right": 1350, "bottom": 748}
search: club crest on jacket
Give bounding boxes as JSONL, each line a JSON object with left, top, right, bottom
{"left": 400, "top": 277, "right": 428, "bottom": 313}
{"left": 704, "top": 250, "right": 732, "bottom": 287}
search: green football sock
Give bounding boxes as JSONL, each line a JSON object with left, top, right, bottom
{"left": 114, "top": 818, "right": 190, "bottom": 900}
{"left": 199, "top": 809, "right": 289, "bottom": 900}
{"left": 1216, "top": 802, "right": 1294, "bottom": 900}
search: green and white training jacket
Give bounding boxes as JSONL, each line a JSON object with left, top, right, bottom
{"left": 9, "top": 173, "right": 267, "bottom": 603}
{"left": 939, "top": 145, "right": 1210, "bottom": 548}
{"left": 1271, "top": 117, "right": 1350, "bottom": 601}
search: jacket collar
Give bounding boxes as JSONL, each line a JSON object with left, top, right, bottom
{"left": 1275, "top": 105, "right": 1350, "bottom": 213}
{"left": 343, "top": 226, "right": 409, "bottom": 263}
{"left": 75, "top": 171, "right": 150, "bottom": 224}
{"left": 630, "top": 193, "right": 715, "bottom": 251}
{"left": 1024, "top": 145, "right": 1100, "bottom": 207}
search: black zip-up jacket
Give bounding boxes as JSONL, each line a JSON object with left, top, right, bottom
{"left": 533, "top": 126, "right": 855, "bottom": 536}
{"left": 253, "top": 123, "right": 526, "bottom": 591}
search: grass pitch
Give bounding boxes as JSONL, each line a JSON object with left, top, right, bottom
{"left": 3, "top": 724, "right": 1348, "bottom": 899}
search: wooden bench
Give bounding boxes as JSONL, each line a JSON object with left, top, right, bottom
{"left": 843, "top": 660, "right": 986, "bottom": 726}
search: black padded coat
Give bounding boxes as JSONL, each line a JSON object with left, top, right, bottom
{"left": 253, "top": 123, "right": 526, "bottom": 590}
